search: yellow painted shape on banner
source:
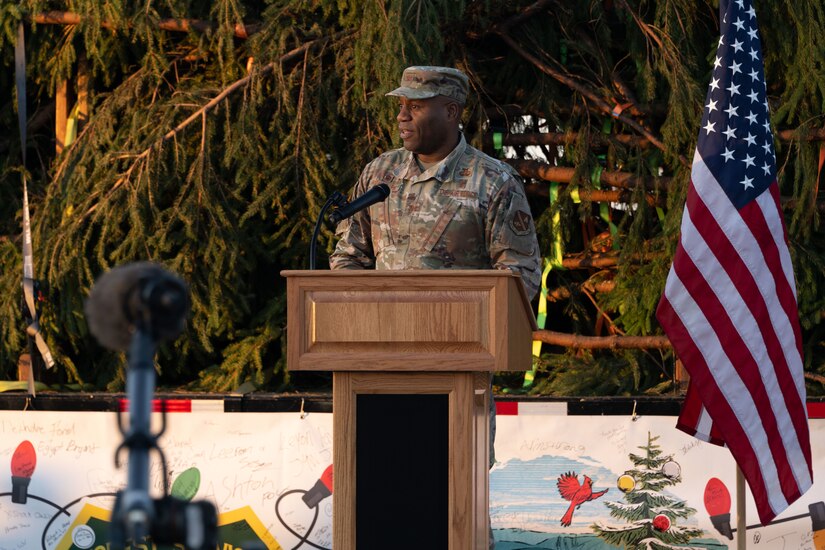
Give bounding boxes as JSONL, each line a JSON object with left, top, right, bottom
{"left": 55, "top": 503, "right": 111, "bottom": 550}
{"left": 218, "top": 506, "right": 283, "bottom": 549}
{"left": 55, "top": 503, "right": 283, "bottom": 550}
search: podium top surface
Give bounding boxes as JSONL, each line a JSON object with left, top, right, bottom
{"left": 282, "top": 269, "right": 521, "bottom": 277}
{"left": 282, "top": 269, "right": 538, "bottom": 372}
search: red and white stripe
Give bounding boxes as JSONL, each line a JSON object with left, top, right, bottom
{"left": 495, "top": 402, "right": 567, "bottom": 416}
{"left": 657, "top": 151, "right": 812, "bottom": 524}
{"left": 119, "top": 399, "right": 224, "bottom": 413}
{"left": 496, "top": 399, "right": 825, "bottom": 418}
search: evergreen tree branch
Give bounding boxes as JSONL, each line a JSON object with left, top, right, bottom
{"left": 571, "top": 28, "right": 647, "bottom": 121}
{"left": 516, "top": 159, "right": 820, "bottom": 210}
{"left": 483, "top": 129, "right": 825, "bottom": 151}
{"left": 153, "top": 38, "right": 325, "bottom": 146}
{"left": 484, "top": 131, "right": 651, "bottom": 149}
{"left": 533, "top": 330, "right": 671, "bottom": 349}
{"left": 487, "top": 102, "right": 670, "bottom": 123}
{"left": 545, "top": 280, "right": 616, "bottom": 302}
{"left": 525, "top": 184, "right": 663, "bottom": 208}
{"left": 806, "top": 371, "right": 825, "bottom": 385}
{"left": 293, "top": 47, "right": 309, "bottom": 191}
{"left": 491, "top": 28, "right": 687, "bottom": 166}
{"left": 494, "top": 0, "right": 556, "bottom": 35}
{"left": 776, "top": 127, "right": 825, "bottom": 141}
{"left": 30, "top": 11, "right": 260, "bottom": 39}
{"left": 81, "top": 34, "right": 341, "bottom": 221}
{"left": 780, "top": 196, "right": 825, "bottom": 214}
{"left": 559, "top": 252, "right": 664, "bottom": 270}
{"left": 561, "top": 253, "right": 619, "bottom": 270}
{"left": 508, "top": 159, "right": 669, "bottom": 191}
{"left": 581, "top": 285, "right": 625, "bottom": 335}
{"left": 613, "top": 0, "right": 671, "bottom": 63}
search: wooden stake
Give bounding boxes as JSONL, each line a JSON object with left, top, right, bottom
{"left": 17, "top": 354, "right": 36, "bottom": 398}
{"left": 55, "top": 78, "right": 67, "bottom": 155}
{"left": 737, "top": 465, "right": 747, "bottom": 550}
{"left": 32, "top": 11, "right": 260, "bottom": 39}
{"left": 674, "top": 359, "right": 689, "bottom": 393}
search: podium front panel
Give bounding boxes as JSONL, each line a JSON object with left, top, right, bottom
{"left": 333, "top": 371, "right": 488, "bottom": 550}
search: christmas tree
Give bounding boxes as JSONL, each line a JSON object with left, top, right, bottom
{"left": 593, "top": 432, "right": 703, "bottom": 549}
{"left": 1, "top": 2, "right": 823, "bottom": 392}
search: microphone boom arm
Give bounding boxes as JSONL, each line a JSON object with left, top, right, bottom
{"left": 111, "top": 328, "right": 159, "bottom": 544}
{"left": 309, "top": 191, "right": 347, "bottom": 270}
{"left": 87, "top": 265, "right": 218, "bottom": 550}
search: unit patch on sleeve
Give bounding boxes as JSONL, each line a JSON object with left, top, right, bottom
{"left": 510, "top": 210, "right": 532, "bottom": 235}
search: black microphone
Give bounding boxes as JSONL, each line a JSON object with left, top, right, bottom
{"left": 329, "top": 183, "right": 390, "bottom": 223}
{"left": 84, "top": 262, "right": 189, "bottom": 351}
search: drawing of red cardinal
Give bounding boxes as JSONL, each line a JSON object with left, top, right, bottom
{"left": 557, "top": 471, "right": 609, "bottom": 526}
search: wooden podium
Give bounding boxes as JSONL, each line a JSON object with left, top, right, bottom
{"left": 282, "top": 270, "right": 537, "bottom": 550}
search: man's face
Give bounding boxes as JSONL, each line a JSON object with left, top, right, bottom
{"left": 396, "top": 96, "right": 458, "bottom": 162}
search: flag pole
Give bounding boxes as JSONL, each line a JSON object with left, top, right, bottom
{"left": 736, "top": 465, "right": 746, "bottom": 550}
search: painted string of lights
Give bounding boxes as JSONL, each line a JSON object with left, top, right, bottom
{"left": 3, "top": 439, "right": 334, "bottom": 549}
{"left": 275, "top": 464, "right": 334, "bottom": 550}
{"left": 704, "top": 477, "right": 825, "bottom": 548}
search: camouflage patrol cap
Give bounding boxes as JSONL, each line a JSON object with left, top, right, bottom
{"left": 386, "top": 66, "right": 469, "bottom": 105}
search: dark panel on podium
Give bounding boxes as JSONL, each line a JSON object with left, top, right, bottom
{"left": 356, "top": 394, "right": 448, "bottom": 550}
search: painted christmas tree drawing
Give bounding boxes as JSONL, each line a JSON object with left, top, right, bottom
{"left": 593, "top": 432, "right": 703, "bottom": 549}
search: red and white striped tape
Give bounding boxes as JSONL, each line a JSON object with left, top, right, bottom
{"left": 118, "top": 399, "right": 224, "bottom": 413}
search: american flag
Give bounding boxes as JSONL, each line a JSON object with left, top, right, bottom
{"left": 656, "top": 0, "right": 812, "bottom": 525}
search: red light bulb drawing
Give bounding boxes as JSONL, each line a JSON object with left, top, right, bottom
{"left": 302, "top": 464, "right": 333, "bottom": 508}
{"left": 703, "top": 477, "right": 733, "bottom": 540}
{"left": 11, "top": 440, "right": 37, "bottom": 504}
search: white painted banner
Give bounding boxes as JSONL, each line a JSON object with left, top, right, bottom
{"left": 492, "top": 411, "right": 825, "bottom": 549}
{"left": 0, "top": 409, "right": 332, "bottom": 550}
{"left": 0, "top": 405, "right": 822, "bottom": 549}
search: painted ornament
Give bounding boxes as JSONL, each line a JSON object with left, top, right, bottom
{"left": 617, "top": 474, "right": 636, "bottom": 493}
{"left": 653, "top": 514, "right": 671, "bottom": 532}
{"left": 661, "top": 460, "right": 681, "bottom": 479}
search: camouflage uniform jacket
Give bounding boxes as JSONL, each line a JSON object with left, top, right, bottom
{"left": 329, "top": 134, "right": 541, "bottom": 299}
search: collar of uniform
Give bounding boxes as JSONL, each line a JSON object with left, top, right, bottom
{"left": 400, "top": 133, "right": 467, "bottom": 183}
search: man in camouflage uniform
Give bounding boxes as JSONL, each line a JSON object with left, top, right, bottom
{"left": 330, "top": 66, "right": 540, "bottom": 296}
{"left": 330, "top": 66, "right": 540, "bottom": 547}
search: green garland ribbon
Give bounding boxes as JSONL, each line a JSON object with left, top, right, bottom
{"left": 493, "top": 132, "right": 503, "bottom": 153}
{"left": 591, "top": 166, "right": 619, "bottom": 247}
{"left": 526, "top": 182, "right": 564, "bottom": 388}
